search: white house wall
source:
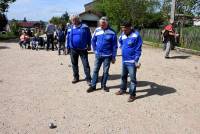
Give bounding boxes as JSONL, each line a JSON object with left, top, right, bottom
{"left": 194, "top": 20, "right": 200, "bottom": 26}
{"left": 80, "top": 14, "right": 100, "bottom": 21}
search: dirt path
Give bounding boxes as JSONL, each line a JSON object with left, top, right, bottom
{"left": 0, "top": 42, "right": 200, "bottom": 134}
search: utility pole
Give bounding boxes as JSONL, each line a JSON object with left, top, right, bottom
{"left": 171, "top": 0, "right": 176, "bottom": 22}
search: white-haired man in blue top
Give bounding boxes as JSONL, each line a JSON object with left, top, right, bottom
{"left": 87, "top": 17, "right": 118, "bottom": 93}
{"left": 66, "top": 15, "right": 91, "bottom": 84}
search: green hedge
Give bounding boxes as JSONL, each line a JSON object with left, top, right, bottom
{"left": 141, "top": 27, "right": 200, "bottom": 51}
{"left": 0, "top": 32, "right": 17, "bottom": 40}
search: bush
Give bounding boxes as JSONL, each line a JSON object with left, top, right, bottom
{"left": 181, "top": 27, "right": 200, "bottom": 51}
{"left": 0, "top": 32, "right": 17, "bottom": 40}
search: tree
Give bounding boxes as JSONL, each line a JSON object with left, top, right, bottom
{"left": 0, "top": 0, "right": 16, "bottom": 12}
{"left": 49, "top": 11, "right": 69, "bottom": 26}
{"left": 0, "top": 13, "right": 8, "bottom": 31}
{"left": 61, "top": 11, "right": 69, "bottom": 23}
{"left": 161, "top": 0, "right": 200, "bottom": 16}
{"left": 94, "top": 0, "right": 161, "bottom": 30}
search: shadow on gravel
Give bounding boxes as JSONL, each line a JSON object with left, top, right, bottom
{"left": 0, "top": 39, "right": 19, "bottom": 43}
{"left": 108, "top": 81, "right": 176, "bottom": 99}
{"left": 169, "top": 55, "right": 190, "bottom": 59}
{"left": 0, "top": 46, "right": 10, "bottom": 49}
{"left": 136, "top": 81, "right": 176, "bottom": 99}
{"left": 107, "top": 74, "right": 121, "bottom": 81}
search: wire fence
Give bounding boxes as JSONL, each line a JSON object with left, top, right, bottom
{"left": 140, "top": 27, "right": 200, "bottom": 51}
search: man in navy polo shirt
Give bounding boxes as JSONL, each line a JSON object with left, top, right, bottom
{"left": 115, "top": 21, "right": 143, "bottom": 102}
{"left": 87, "top": 17, "right": 118, "bottom": 93}
{"left": 66, "top": 15, "right": 91, "bottom": 84}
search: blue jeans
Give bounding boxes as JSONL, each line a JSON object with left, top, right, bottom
{"left": 91, "top": 55, "right": 112, "bottom": 88}
{"left": 120, "top": 63, "right": 137, "bottom": 96}
{"left": 70, "top": 49, "right": 91, "bottom": 81}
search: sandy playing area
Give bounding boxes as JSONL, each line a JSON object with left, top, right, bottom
{"left": 0, "top": 41, "right": 200, "bottom": 134}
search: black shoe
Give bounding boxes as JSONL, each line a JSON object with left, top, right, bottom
{"left": 72, "top": 78, "right": 79, "bottom": 84}
{"left": 102, "top": 86, "right": 109, "bottom": 92}
{"left": 87, "top": 86, "right": 95, "bottom": 93}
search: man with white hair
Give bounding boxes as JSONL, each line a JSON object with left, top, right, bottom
{"left": 87, "top": 17, "right": 118, "bottom": 93}
{"left": 66, "top": 15, "right": 91, "bottom": 84}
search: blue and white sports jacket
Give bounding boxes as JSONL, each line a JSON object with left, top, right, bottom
{"left": 91, "top": 27, "right": 118, "bottom": 59}
{"left": 66, "top": 23, "right": 91, "bottom": 50}
{"left": 118, "top": 30, "right": 143, "bottom": 64}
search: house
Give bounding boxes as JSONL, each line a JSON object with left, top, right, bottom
{"left": 17, "top": 21, "right": 45, "bottom": 29}
{"left": 193, "top": 17, "right": 200, "bottom": 26}
{"left": 79, "top": 1, "right": 102, "bottom": 30}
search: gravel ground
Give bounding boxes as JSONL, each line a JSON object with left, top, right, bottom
{"left": 0, "top": 42, "right": 200, "bottom": 134}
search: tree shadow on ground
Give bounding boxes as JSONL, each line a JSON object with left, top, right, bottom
{"left": 169, "top": 55, "right": 190, "bottom": 59}
{"left": 0, "top": 46, "right": 10, "bottom": 49}
{"left": 108, "top": 81, "right": 176, "bottom": 100}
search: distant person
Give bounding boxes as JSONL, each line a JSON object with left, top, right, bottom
{"left": 31, "top": 33, "right": 39, "bottom": 50}
{"left": 65, "top": 23, "right": 71, "bottom": 37}
{"left": 45, "top": 21, "right": 56, "bottom": 51}
{"left": 19, "top": 31, "right": 30, "bottom": 48}
{"left": 161, "top": 19, "right": 179, "bottom": 58}
{"left": 65, "top": 23, "right": 71, "bottom": 54}
{"left": 87, "top": 17, "right": 118, "bottom": 93}
{"left": 115, "top": 21, "right": 143, "bottom": 102}
{"left": 56, "top": 25, "right": 66, "bottom": 55}
{"left": 66, "top": 15, "right": 91, "bottom": 84}
{"left": 27, "top": 28, "right": 33, "bottom": 37}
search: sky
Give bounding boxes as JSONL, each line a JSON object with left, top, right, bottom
{"left": 7, "top": 0, "right": 93, "bottom": 21}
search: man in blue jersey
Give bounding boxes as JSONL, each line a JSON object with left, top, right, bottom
{"left": 115, "top": 21, "right": 143, "bottom": 102}
{"left": 66, "top": 15, "right": 91, "bottom": 84}
{"left": 87, "top": 17, "right": 118, "bottom": 93}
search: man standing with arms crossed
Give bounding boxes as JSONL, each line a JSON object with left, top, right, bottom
{"left": 66, "top": 15, "right": 91, "bottom": 84}
{"left": 115, "top": 21, "right": 143, "bottom": 102}
{"left": 87, "top": 17, "right": 118, "bottom": 93}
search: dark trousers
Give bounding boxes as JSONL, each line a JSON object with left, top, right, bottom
{"left": 70, "top": 49, "right": 91, "bottom": 81}
{"left": 58, "top": 42, "right": 66, "bottom": 55}
{"left": 46, "top": 34, "right": 54, "bottom": 50}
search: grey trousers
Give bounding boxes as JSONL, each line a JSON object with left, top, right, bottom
{"left": 164, "top": 41, "right": 171, "bottom": 57}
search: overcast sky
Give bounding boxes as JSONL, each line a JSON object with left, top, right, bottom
{"left": 7, "top": 0, "right": 92, "bottom": 21}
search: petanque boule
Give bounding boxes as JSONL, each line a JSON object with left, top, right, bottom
{"left": 48, "top": 122, "right": 57, "bottom": 129}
